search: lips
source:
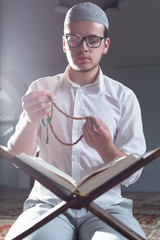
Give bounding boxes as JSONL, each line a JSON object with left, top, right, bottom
{"left": 76, "top": 55, "right": 91, "bottom": 61}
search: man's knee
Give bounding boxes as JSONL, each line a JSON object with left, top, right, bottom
{"left": 92, "top": 231, "right": 121, "bottom": 240}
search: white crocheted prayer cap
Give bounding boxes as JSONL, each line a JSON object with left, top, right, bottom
{"left": 64, "top": 2, "right": 109, "bottom": 30}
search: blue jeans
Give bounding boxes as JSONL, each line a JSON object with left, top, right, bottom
{"left": 5, "top": 198, "right": 146, "bottom": 240}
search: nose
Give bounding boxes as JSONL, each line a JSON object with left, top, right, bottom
{"left": 79, "top": 39, "right": 89, "bottom": 51}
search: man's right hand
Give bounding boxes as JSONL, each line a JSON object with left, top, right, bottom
{"left": 22, "top": 90, "right": 56, "bottom": 125}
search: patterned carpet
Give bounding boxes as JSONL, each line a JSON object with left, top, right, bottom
{"left": 123, "top": 192, "right": 160, "bottom": 240}
{"left": 0, "top": 188, "right": 160, "bottom": 240}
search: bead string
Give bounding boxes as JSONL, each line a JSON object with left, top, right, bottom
{"left": 42, "top": 95, "right": 90, "bottom": 146}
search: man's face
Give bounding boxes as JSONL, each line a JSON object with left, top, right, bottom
{"left": 63, "top": 21, "right": 110, "bottom": 72}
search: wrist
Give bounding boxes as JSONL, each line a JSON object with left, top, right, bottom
{"left": 24, "top": 115, "right": 40, "bottom": 129}
{"left": 98, "top": 142, "right": 126, "bottom": 164}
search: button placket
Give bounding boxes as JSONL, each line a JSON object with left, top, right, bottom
{"left": 71, "top": 88, "right": 84, "bottom": 182}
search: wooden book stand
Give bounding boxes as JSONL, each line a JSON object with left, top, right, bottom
{"left": 0, "top": 146, "right": 160, "bottom": 240}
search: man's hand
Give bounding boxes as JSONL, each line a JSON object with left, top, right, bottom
{"left": 83, "top": 116, "right": 125, "bottom": 163}
{"left": 22, "top": 90, "right": 56, "bottom": 125}
{"left": 83, "top": 116, "right": 112, "bottom": 150}
{"left": 7, "top": 90, "right": 56, "bottom": 155}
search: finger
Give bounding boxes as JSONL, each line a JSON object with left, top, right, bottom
{"left": 90, "top": 116, "right": 109, "bottom": 134}
{"left": 22, "top": 90, "right": 50, "bottom": 101}
{"left": 33, "top": 106, "right": 52, "bottom": 118}
{"left": 89, "top": 116, "right": 102, "bottom": 130}
{"left": 24, "top": 101, "right": 52, "bottom": 113}
{"left": 22, "top": 95, "right": 51, "bottom": 109}
{"left": 22, "top": 91, "right": 56, "bottom": 111}
{"left": 83, "top": 125, "right": 93, "bottom": 145}
{"left": 22, "top": 90, "right": 56, "bottom": 105}
{"left": 47, "top": 92, "right": 56, "bottom": 102}
{"left": 83, "top": 118, "right": 98, "bottom": 139}
{"left": 83, "top": 119, "right": 92, "bottom": 138}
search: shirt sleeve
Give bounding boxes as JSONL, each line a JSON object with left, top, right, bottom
{"left": 114, "top": 89, "right": 146, "bottom": 187}
{"left": 7, "top": 81, "right": 42, "bottom": 155}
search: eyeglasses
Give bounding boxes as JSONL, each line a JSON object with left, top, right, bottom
{"left": 65, "top": 34, "right": 105, "bottom": 48}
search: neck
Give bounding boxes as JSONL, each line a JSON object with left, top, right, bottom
{"left": 68, "top": 65, "right": 99, "bottom": 87}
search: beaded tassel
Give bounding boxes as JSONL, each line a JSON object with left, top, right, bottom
{"left": 42, "top": 115, "right": 52, "bottom": 144}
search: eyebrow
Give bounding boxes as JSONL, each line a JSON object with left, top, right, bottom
{"left": 65, "top": 33, "right": 103, "bottom": 38}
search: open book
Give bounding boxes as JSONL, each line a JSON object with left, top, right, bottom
{"left": 0, "top": 146, "right": 160, "bottom": 197}
{"left": 15, "top": 153, "right": 138, "bottom": 196}
{"left": 1, "top": 147, "right": 160, "bottom": 240}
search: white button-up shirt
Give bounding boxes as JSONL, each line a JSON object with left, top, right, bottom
{"left": 16, "top": 66, "right": 146, "bottom": 206}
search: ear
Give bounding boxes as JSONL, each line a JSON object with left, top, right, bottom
{"left": 102, "top": 38, "right": 110, "bottom": 55}
{"left": 62, "top": 36, "right": 66, "bottom": 53}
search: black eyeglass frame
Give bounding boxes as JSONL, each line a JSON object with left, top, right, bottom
{"left": 64, "top": 34, "right": 106, "bottom": 48}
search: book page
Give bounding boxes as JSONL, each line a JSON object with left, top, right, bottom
{"left": 79, "top": 155, "right": 126, "bottom": 185}
{"left": 77, "top": 155, "right": 138, "bottom": 195}
{"left": 17, "top": 153, "right": 78, "bottom": 192}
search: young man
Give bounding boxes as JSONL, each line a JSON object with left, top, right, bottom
{"left": 6, "top": 2, "right": 146, "bottom": 240}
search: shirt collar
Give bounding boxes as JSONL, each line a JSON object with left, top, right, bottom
{"left": 63, "top": 65, "right": 103, "bottom": 92}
